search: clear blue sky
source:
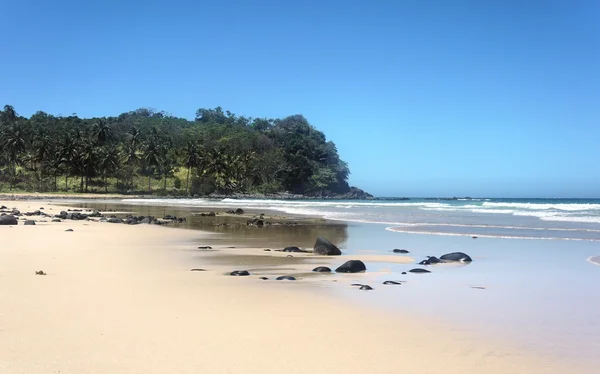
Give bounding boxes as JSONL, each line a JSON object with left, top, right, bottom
{"left": 1, "top": 0, "right": 599, "bottom": 197}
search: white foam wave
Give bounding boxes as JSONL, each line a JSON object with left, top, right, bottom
{"left": 482, "top": 202, "right": 600, "bottom": 211}
{"left": 540, "top": 216, "right": 600, "bottom": 224}
{"left": 385, "top": 227, "right": 600, "bottom": 241}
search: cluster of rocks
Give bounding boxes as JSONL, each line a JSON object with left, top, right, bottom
{"left": 55, "top": 210, "right": 102, "bottom": 220}
{"left": 417, "top": 252, "right": 473, "bottom": 265}
{"left": 247, "top": 218, "right": 269, "bottom": 227}
{"left": 163, "top": 215, "right": 187, "bottom": 223}
{"left": 226, "top": 208, "right": 245, "bottom": 215}
{"left": 196, "top": 212, "right": 216, "bottom": 217}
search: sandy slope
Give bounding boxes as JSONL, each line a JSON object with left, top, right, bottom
{"left": 0, "top": 201, "right": 584, "bottom": 374}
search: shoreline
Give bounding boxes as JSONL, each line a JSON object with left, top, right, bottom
{"left": 1, "top": 199, "right": 597, "bottom": 373}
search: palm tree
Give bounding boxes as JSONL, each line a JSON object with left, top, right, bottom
{"left": 123, "top": 126, "right": 141, "bottom": 189}
{"left": 182, "top": 140, "right": 201, "bottom": 194}
{"left": 159, "top": 150, "right": 177, "bottom": 191}
{"left": 59, "top": 134, "right": 77, "bottom": 190}
{"left": 1, "top": 120, "right": 26, "bottom": 190}
{"left": 91, "top": 120, "right": 114, "bottom": 146}
{"left": 32, "top": 131, "right": 51, "bottom": 190}
{"left": 98, "top": 145, "right": 120, "bottom": 192}
{"left": 141, "top": 137, "right": 161, "bottom": 192}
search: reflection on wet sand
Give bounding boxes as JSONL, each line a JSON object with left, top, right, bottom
{"left": 68, "top": 201, "right": 349, "bottom": 250}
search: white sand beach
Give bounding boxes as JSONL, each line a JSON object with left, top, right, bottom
{"left": 0, "top": 201, "right": 591, "bottom": 374}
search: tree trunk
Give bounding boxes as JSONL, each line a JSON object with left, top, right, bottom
{"left": 163, "top": 174, "right": 167, "bottom": 191}
{"left": 186, "top": 168, "right": 190, "bottom": 195}
{"left": 85, "top": 175, "right": 89, "bottom": 193}
{"left": 148, "top": 175, "right": 151, "bottom": 193}
{"left": 80, "top": 174, "right": 84, "bottom": 193}
{"left": 65, "top": 175, "right": 68, "bottom": 191}
{"left": 9, "top": 161, "right": 14, "bottom": 190}
{"left": 54, "top": 173, "right": 58, "bottom": 191}
{"left": 104, "top": 176, "right": 108, "bottom": 193}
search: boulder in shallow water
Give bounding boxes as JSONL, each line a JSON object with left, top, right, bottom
{"left": 440, "top": 252, "right": 472, "bottom": 262}
{"left": 409, "top": 268, "right": 431, "bottom": 274}
{"left": 312, "top": 266, "right": 332, "bottom": 273}
{"left": 230, "top": 270, "right": 250, "bottom": 276}
{"left": 335, "top": 260, "right": 366, "bottom": 273}
{"left": 393, "top": 249, "right": 410, "bottom": 254}
{"left": 426, "top": 256, "right": 442, "bottom": 264}
{"left": 276, "top": 276, "right": 296, "bottom": 281}
{"left": 313, "top": 237, "right": 342, "bottom": 256}
{"left": 283, "top": 246, "right": 303, "bottom": 252}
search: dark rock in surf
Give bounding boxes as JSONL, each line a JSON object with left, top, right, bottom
{"left": 440, "top": 252, "right": 472, "bottom": 262}
{"left": 313, "top": 236, "right": 342, "bottom": 256}
{"left": 335, "top": 260, "right": 366, "bottom": 273}
{"left": 409, "top": 268, "right": 431, "bottom": 274}
{"left": 393, "top": 249, "right": 410, "bottom": 253}
{"left": 312, "top": 266, "right": 332, "bottom": 273}
{"left": 230, "top": 270, "right": 250, "bottom": 276}
{"left": 283, "top": 246, "right": 304, "bottom": 253}
{"left": 359, "top": 285, "right": 373, "bottom": 290}
{"left": 276, "top": 276, "right": 296, "bottom": 281}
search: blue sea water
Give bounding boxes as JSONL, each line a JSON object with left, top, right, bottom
{"left": 123, "top": 197, "right": 600, "bottom": 241}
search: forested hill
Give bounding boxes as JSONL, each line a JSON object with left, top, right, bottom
{"left": 0, "top": 105, "right": 371, "bottom": 198}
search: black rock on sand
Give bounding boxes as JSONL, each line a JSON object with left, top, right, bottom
{"left": 335, "top": 260, "right": 366, "bottom": 273}
{"left": 313, "top": 237, "right": 342, "bottom": 256}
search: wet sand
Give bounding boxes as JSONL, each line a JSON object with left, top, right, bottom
{"left": 0, "top": 200, "right": 589, "bottom": 373}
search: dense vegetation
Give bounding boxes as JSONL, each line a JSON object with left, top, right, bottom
{"left": 0, "top": 105, "right": 361, "bottom": 197}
